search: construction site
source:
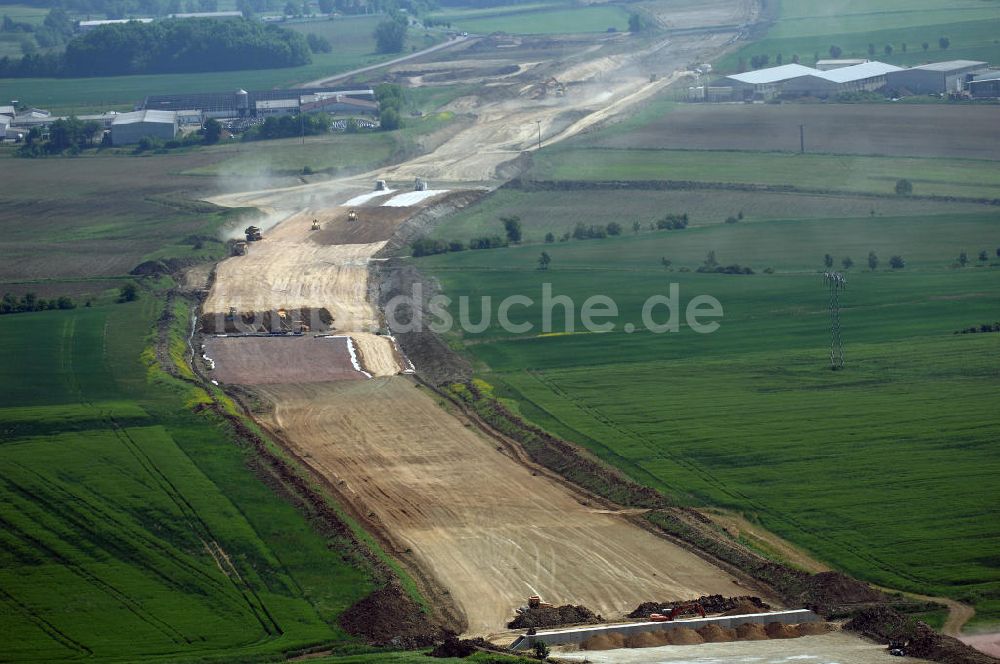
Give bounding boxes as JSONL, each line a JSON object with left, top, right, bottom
{"left": 181, "top": 1, "right": 998, "bottom": 662}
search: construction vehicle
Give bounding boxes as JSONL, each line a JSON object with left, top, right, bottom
{"left": 244, "top": 225, "right": 262, "bottom": 242}
{"left": 650, "top": 603, "right": 706, "bottom": 621}
{"left": 347, "top": 209, "right": 358, "bottom": 223}
{"left": 232, "top": 240, "right": 248, "bottom": 256}
{"left": 311, "top": 218, "right": 320, "bottom": 231}
{"left": 414, "top": 177, "right": 427, "bottom": 191}
{"left": 375, "top": 179, "right": 388, "bottom": 191}
{"left": 547, "top": 77, "right": 566, "bottom": 96}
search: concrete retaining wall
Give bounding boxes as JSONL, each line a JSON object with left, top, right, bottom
{"left": 510, "top": 609, "right": 820, "bottom": 650}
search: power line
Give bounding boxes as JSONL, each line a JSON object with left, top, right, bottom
{"left": 824, "top": 272, "right": 846, "bottom": 370}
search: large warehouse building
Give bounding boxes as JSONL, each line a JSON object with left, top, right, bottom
{"left": 140, "top": 87, "right": 376, "bottom": 119}
{"left": 714, "top": 61, "right": 902, "bottom": 100}
{"left": 779, "top": 61, "right": 902, "bottom": 97}
{"left": 969, "top": 76, "right": 1000, "bottom": 98}
{"left": 111, "top": 110, "right": 177, "bottom": 145}
{"left": 707, "top": 59, "right": 992, "bottom": 101}
{"left": 885, "top": 60, "right": 989, "bottom": 94}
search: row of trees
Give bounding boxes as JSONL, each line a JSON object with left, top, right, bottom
{"left": 0, "top": 17, "right": 310, "bottom": 77}
{"left": 741, "top": 36, "right": 953, "bottom": 72}
{"left": 823, "top": 252, "right": 904, "bottom": 270}
{"left": 242, "top": 112, "right": 330, "bottom": 141}
{"left": 957, "top": 249, "right": 998, "bottom": 266}
{"left": 410, "top": 235, "right": 507, "bottom": 256}
{"left": 0, "top": 292, "right": 77, "bottom": 315}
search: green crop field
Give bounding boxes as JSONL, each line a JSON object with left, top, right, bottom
{"left": 527, "top": 148, "right": 1000, "bottom": 199}
{"left": 721, "top": 0, "right": 1000, "bottom": 70}
{"left": 417, "top": 210, "right": 1000, "bottom": 624}
{"left": 0, "top": 296, "right": 381, "bottom": 660}
{"left": 0, "top": 16, "right": 437, "bottom": 115}
{"left": 417, "top": 83, "right": 1000, "bottom": 623}
{"left": 187, "top": 111, "right": 458, "bottom": 178}
{"left": 430, "top": 3, "right": 629, "bottom": 35}
{"left": 428, "top": 188, "right": 990, "bottom": 245}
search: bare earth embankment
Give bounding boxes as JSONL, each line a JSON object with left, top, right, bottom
{"left": 257, "top": 377, "right": 748, "bottom": 635}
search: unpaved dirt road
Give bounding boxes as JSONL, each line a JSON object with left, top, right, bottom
{"left": 258, "top": 377, "right": 749, "bottom": 635}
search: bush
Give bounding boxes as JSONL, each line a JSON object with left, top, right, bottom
{"left": 656, "top": 213, "right": 689, "bottom": 230}
{"left": 895, "top": 179, "right": 913, "bottom": 196}
{"left": 889, "top": 255, "right": 905, "bottom": 269}
{"left": 307, "top": 32, "right": 332, "bottom": 53}
{"left": 411, "top": 238, "right": 449, "bottom": 257}
{"left": 379, "top": 107, "right": 402, "bottom": 131}
{"left": 118, "top": 282, "right": 139, "bottom": 302}
{"left": 469, "top": 235, "right": 507, "bottom": 250}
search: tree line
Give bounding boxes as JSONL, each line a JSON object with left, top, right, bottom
{"left": 0, "top": 17, "right": 310, "bottom": 77}
{"left": 739, "top": 35, "right": 954, "bottom": 72}
{"left": 1, "top": 292, "right": 77, "bottom": 315}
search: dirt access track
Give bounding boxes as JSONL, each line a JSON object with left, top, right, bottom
{"left": 258, "top": 377, "right": 749, "bottom": 636}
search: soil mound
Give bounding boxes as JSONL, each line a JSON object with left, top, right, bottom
{"left": 339, "top": 583, "right": 444, "bottom": 649}
{"left": 627, "top": 595, "right": 769, "bottom": 619}
{"left": 846, "top": 608, "right": 998, "bottom": 664}
{"left": 765, "top": 621, "right": 799, "bottom": 639}
{"left": 722, "top": 599, "right": 768, "bottom": 615}
{"left": 797, "top": 621, "right": 831, "bottom": 635}
{"left": 507, "top": 604, "right": 601, "bottom": 629}
{"left": 796, "top": 571, "right": 882, "bottom": 612}
{"left": 669, "top": 627, "right": 705, "bottom": 645}
{"left": 624, "top": 631, "right": 669, "bottom": 648}
{"left": 736, "top": 623, "right": 768, "bottom": 640}
{"left": 698, "top": 624, "right": 737, "bottom": 642}
{"left": 581, "top": 632, "right": 625, "bottom": 650}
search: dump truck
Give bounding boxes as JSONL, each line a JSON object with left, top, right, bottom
{"left": 347, "top": 209, "right": 358, "bottom": 223}
{"left": 311, "top": 218, "right": 320, "bottom": 230}
{"left": 375, "top": 179, "right": 388, "bottom": 191}
{"left": 245, "top": 225, "right": 262, "bottom": 242}
{"left": 414, "top": 177, "right": 427, "bottom": 191}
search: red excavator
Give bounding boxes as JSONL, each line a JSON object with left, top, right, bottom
{"left": 649, "top": 603, "right": 706, "bottom": 622}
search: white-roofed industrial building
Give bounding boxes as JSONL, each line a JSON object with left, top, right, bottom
{"left": 886, "top": 60, "right": 989, "bottom": 94}
{"left": 110, "top": 110, "right": 177, "bottom": 145}
{"left": 780, "top": 61, "right": 902, "bottom": 97}
{"left": 815, "top": 59, "right": 869, "bottom": 71}
{"left": 969, "top": 76, "right": 1000, "bottom": 98}
{"left": 715, "top": 64, "right": 821, "bottom": 100}
{"left": 714, "top": 62, "right": 902, "bottom": 100}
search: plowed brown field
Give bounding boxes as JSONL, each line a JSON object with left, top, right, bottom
{"left": 257, "top": 377, "right": 748, "bottom": 635}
